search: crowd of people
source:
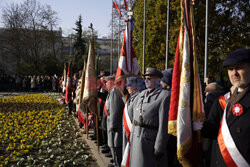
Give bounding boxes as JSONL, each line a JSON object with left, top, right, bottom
{"left": 2, "top": 48, "right": 249, "bottom": 167}
{"left": 0, "top": 75, "right": 63, "bottom": 92}
{"left": 66, "top": 48, "right": 250, "bottom": 167}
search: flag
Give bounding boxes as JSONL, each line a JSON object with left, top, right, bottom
{"left": 168, "top": 0, "right": 205, "bottom": 166}
{"left": 124, "top": 0, "right": 127, "bottom": 10}
{"left": 168, "top": 27, "right": 182, "bottom": 136}
{"left": 79, "top": 57, "right": 87, "bottom": 103}
{"left": 113, "top": 0, "right": 122, "bottom": 17}
{"left": 65, "top": 62, "right": 72, "bottom": 103}
{"left": 115, "top": 18, "right": 140, "bottom": 93}
{"left": 62, "top": 63, "right": 67, "bottom": 93}
{"left": 82, "top": 37, "right": 98, "bottom": 114}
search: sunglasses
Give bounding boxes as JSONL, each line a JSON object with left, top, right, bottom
{"left": 144, "top": 78, "right": 152, "bottom": 81}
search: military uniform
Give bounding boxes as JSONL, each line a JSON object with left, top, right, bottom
{"left": 107, "top": 86, "right": 125, "bottom": 167}
{"left": 122, "top": 90, "right": 140, "bottom": 154}
{"left": 129, "top": 86, "right": 170, "bottom": 167}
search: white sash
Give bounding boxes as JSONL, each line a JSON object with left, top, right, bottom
{"left": 124, "top": 103, "right": 133, "bottom": 131}
{"left": 218, "top": 104, "right": 249, "bottom": 167}
{"left": 121, "top": 103, "right": 132, "bottom": 167}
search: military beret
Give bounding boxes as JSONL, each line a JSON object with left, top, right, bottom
{"left": 99, "top": 71, "right": 105, "bottom": 76}
{"left": 126, "top": 77, "right": 138, "bottom": 86}
{"left": 142, "top": 67, "right": 163, "bottom": 78}
{"left": 98, "top": 71, "right": 110, "bottom": 78}
{"left": 126, "top": 77, "right": 145, "bottom": 91}
{"left": 161, "top": 68, "right": 173, "bottom": 86}
{"left": 105, "top": 76, "right": 115, "bottom": 81}
{"left": 223, "top": 48, "right": 250, "bottom": 67}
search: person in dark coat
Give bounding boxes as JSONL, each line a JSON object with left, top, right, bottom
{"left": 99, "top": 74, "right": 111, "bottom": 154}
{"left": 202, "top": 82, "right": 226, "bottom": 167}
{"left": 161, "top": 68, "right": 181, "bottom": 167}
{"left": 204, "top": 82, "right": 226, "bottom": 118}
{"left": 194, "top": 48, "right": 250, "bottom": 166}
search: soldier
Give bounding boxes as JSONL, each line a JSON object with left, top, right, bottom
{"left": 194, "top": 48, "right": 250, "bottom": 166}
{"left": 161, "top": 68, "right": 181, "bottom": 167}
{"left": 106, "top": 77, "right": 125, "bottom": 167}
{"left": 121, "top": 77, "right": 145, "bottom": 166}
{"left": 129, "top": 67, "right": 171, "bottom": 167}
{"left": 160, "top": 68, "right": 173, "bottom": 91}
{"left": 102, "top": 76, "right": 115, "bottom": 162}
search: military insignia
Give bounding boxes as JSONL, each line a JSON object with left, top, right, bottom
{"left": 232, "top": 104, "right": 243, "bottom": 116}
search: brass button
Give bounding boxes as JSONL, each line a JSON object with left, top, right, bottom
{"left": 236, "top": 127, "right": 241, "bottom": 133}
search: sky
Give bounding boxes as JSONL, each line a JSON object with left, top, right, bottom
{"left": 0, "top": 0, "right": 112, "bottom": 37}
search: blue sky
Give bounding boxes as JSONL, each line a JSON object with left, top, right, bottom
{"left": 0, "top": 0, "right": 112, "bottom": 37}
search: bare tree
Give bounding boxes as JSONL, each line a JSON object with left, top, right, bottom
{"left": 1, "top": 0, "right": 61, "bottom": 75}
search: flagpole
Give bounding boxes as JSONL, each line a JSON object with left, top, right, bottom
{"left": 92, "top": 35, "right": 100, "bottom": 152}
{"left": 110, "top": 0, "right": 114, "bottom": 75}
{"left": 95, "top": 104, "right": 100, "bottom": 152}
{"left": 142, "top": 0, "right": 146, "bottom": 74}
{"left": 85, "top": 106, "right": 89, "bottom": 139}
{"left": 165, "top": 0, "right": 170, "bottom": 70}
{"left": 204, "top": 0, "right": 209, "bottom": 82}
{"left": 85, "top": 23, "right": 94, "bottom": 140}
{"left": 69, "top": 34, "right": 73, "bottom": 61}
{"left": 118, "top": 0, "right": 121, "bottom": 67}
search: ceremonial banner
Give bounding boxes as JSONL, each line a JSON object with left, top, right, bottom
{"left": 62, "top": 63, "right": 67, "bottom": 93}
{"left": 168, "top": 1, "right": 205, "bottom": 166}
{"left": 124, "top": 0, "right": 127, "bottom": 10}
{"left": 115, "top": 18, "right": 140, "bottom": 92}
{"left": 65, "top": 62, "right": 72, "bottom": 103}
{"left": 113, "top": 0, "right": 122, "bottom": 17}
{"left": 79, "top": 57, "right": 86, "bottom": 103}
{"left": 168, "top": 27, "right": 182, "bottom": 136}
{"left": 82, "top": 38, "right": 98, "bottom": 113}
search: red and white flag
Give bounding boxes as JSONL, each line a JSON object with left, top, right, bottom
{"left": 124, "top": 0, "right": 127, "bottom": 11}
{"left": 62, "top": 63, "right": 67, "bottom": 93}
{"left": 168, "top": 26, "right": 182, "bottom": 136}
{"left": 168, "top": 1, "right": 205, "bottom": 166}
{"left": 115, "top": 19, "right": 140, "bottom": 89}
{"left": 65, "top": 62, "right": 72, "bottom": 103}
{"left": 113, "top": 0, "right": 122, "bottom": 17}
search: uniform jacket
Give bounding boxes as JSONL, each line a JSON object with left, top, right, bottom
{"left": 129, "top": 87, "right": 170, "bottom": 167}
{"left": 202, "top": 90, "right": 250, "bottom": 166}
{"left": 122, "top": 91, "right": 140, "bottom": 154}
{"left": 107, "top": 87, "right": 125, "bottom": 148}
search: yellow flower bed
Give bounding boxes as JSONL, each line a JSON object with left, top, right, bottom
{"left": 0, "top": 94, "right": 64, "bottom": 166}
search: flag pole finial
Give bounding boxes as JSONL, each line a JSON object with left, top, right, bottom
{"left": 88, "top": 23, "right": 94, "bottom": 37}
{"left": 127, "top": 2, "right": 133, "bottom": 19}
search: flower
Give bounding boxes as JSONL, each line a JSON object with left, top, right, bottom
{"left": 0, "top": 94, "right": 64, "bottom": 166}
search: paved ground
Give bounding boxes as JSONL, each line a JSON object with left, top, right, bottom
{"left": 72, "top": 117, "right": 112, "bottom": 167}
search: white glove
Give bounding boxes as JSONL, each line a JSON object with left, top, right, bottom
{"left": 193, "top": 120, "right": 204, "bottom": 131}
